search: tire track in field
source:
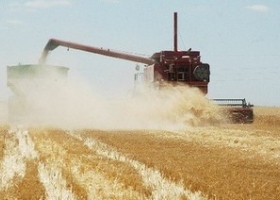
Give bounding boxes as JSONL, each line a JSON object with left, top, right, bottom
{"left": 68, "top": 130, "right": 207, "bottom": 200}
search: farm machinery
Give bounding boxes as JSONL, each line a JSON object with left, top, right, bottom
{"left": 7, "top": 12, "right": 253, "bottom": 123}
{"left": 212, "top": 99, "right": 253, "bottom": 123}
{"left": 40, "top": 13, "right": 210, "bottom": 94}
{"left": 7, "top": 64, "right": 68, "bottom": 123}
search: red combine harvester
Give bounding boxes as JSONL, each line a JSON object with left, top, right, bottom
{"left": 40, "top": 13, "right": 209, "bottom": 94}
{"left": 39, "top": 12, "right": 253, "bottom": 123}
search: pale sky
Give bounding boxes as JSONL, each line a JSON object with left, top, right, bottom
{"left": 0, "top": 0, "right": 279, "bottom": 106}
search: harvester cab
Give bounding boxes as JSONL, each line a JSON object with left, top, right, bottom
{"left": 139, "top": 50, "right": 210, "bottom": 93}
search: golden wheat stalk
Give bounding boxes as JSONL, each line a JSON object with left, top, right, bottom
{"left": 0, "top": 128, "right": 37, "bottom": 189}
{"left": 38, "top": 162, "right": 76, "bottom": 200}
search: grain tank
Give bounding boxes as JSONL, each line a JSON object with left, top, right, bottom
{"left": 7, "top": 64, "right": 68, "bottom": 122}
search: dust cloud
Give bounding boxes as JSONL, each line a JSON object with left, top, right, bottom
{"left": 8, "top": 70, "right": 223, "bottom": 130}
{"left": 0, "top": 101, "right": 8, "bottom": 124}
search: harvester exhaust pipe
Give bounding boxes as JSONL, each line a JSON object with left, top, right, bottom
{"left": 174, "top": 12, "right": 178, "bottom": 52}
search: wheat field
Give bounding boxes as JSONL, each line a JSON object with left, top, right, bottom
{"left": 0, "top": 106, "right": 280, "bottom": 199}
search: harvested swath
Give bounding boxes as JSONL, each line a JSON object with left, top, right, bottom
{"left": 30, "top": 129, "right": 149, "bottom": 199}
{"left": 0, "top": 129, "right": 36, "bottom": 189}
{"left": 0, "top": 161, "right": 45, "bottom": 199}
{"left": 38, "top": 162, "right": 77, "bottom": 200}
{"left": 80, "top": 130, "right": 206, "bottom": 200}
{"left": 32, "top": 131, "right": 95, "bottom": 199}
{"left": 87, "top": 130, "right": 280, "bottom": 200}
{"left": 0, "top": 127, "right": 42, "bottom": 199}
